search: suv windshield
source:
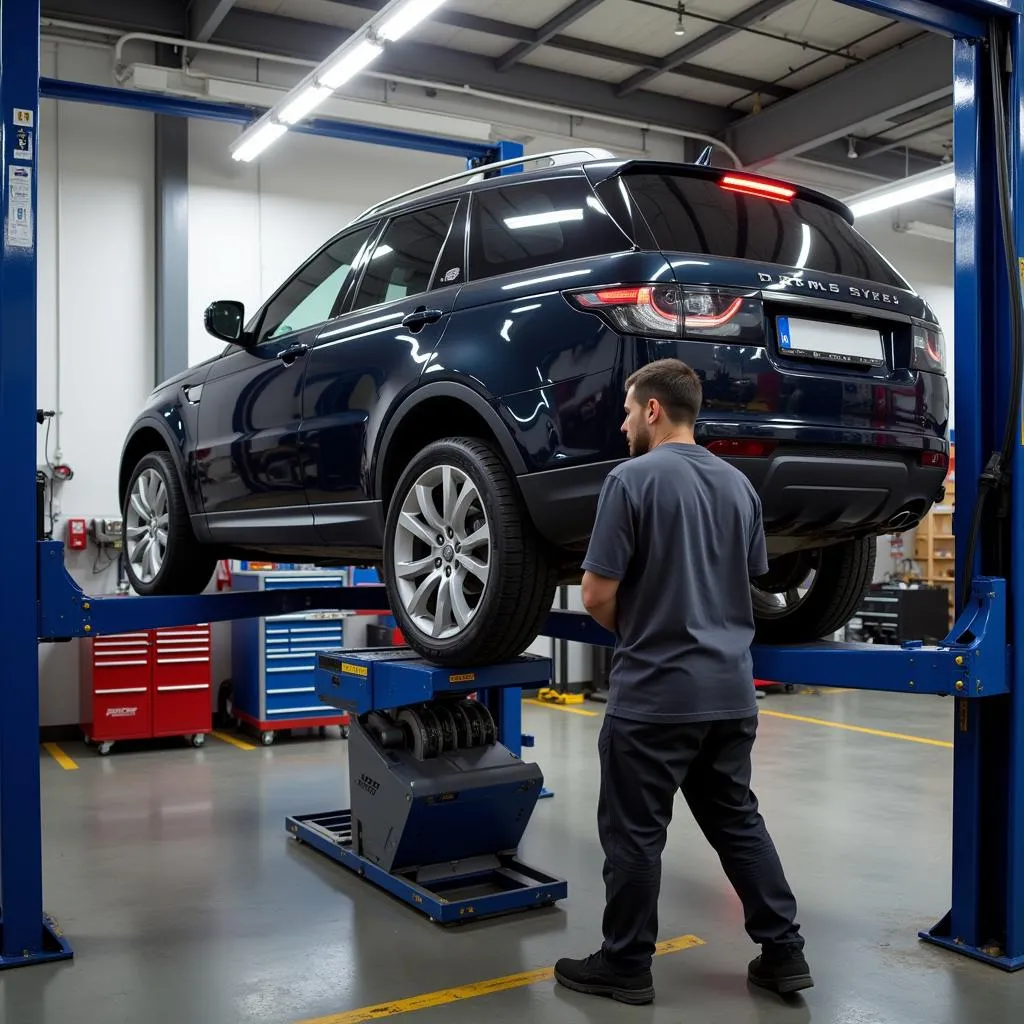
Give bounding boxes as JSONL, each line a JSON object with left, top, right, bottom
{"left": 609, "top": 170, "right": 908, "bottom": 289}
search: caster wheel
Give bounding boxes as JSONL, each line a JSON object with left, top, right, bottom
{"left": 83, "top": 735, "right": 92, "bottom": 746}
{"left": 784, "top": 684, "right": 796, "bottom": 695}
{"left": 260, "top": 731, "right": 275, "bottom": 746}
{"left": 340, "top": 726, "right": 350, "bottom": 739}
{"left": 318, "top": 726, "right": 327, "bottom": 738}
{"left": 191, "top": 734, "right": 205, "bottom": 748}
{"left": 98, "top": 742, "right": 113, "bottom": 756}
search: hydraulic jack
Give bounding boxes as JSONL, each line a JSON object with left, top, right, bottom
{"left": 286, "top": 648, "right": 567, "bottom": 923}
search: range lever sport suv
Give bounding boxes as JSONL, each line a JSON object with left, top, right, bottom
{"left": 119, "top": 149, "right": 949, "bottom": 666}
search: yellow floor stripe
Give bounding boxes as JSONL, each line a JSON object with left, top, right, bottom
{"left": 42, "top": 742, "right": 78, "bottom": 770}
{"left": 296, "top": 934, "right": 704, "bottom": 1024}
{"left": 760, "top": 709, "right": 953, "bottom": 748}
{"left": 211, "top": 730, "right": 257, "bottom": 751}
{"left": 523, "top": 697, "right": 598, "bottom": 717}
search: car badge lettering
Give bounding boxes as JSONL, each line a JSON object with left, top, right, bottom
{"left": 442, "top": 267, "right": 461, "bottom": 283}
{"left": 758, "top": 272, "right": 898, "bottom": 306}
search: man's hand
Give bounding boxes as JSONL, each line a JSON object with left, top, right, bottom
{"left": 582, "top": 570, "right": 619, "bottom": 633}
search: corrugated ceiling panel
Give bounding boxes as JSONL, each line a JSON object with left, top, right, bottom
{"left": 642, "top": 73, "right": 749, "bottom": 109}
{"left": 520, "top": 47, "right": 643, "bottom": 83}
{"left": 446, "top": 0, "right": 576, "bottom": 31}
{"left": 565, "top": 0, "right": 758, "bottom": 59}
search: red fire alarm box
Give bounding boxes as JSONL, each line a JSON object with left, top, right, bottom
{"left": 66, "top": 518, "right": 87, "bottom": 550}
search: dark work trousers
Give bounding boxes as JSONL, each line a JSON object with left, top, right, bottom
{"left": 597, "top": 712, "right": 803, "bottom": 973}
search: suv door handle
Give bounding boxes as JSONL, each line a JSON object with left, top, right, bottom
{"left": 402, "top": 307, "right": 444, "bottom": 332}
{"left": 278, "top": 342, "right": 310, "bottom": 366}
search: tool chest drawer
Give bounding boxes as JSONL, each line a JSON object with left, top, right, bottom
{"left": 79, "top": 623, "right": 213, "bottom": 753}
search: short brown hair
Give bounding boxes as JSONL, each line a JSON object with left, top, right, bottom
{"left": 626, "top": 359, "right": 703, "bottom": 426}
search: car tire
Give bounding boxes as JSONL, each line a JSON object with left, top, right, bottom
{"left": 122, "top": 450, "right": 217, "bottom": 595}
{"left": 383, "top": 437, "right": 557, "bottom": 666}
{"left": 752, "top": 537, "right": 876, "bottom": 643}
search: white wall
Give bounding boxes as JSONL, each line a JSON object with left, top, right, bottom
{"left": 37, "top": 44, "right": 156, "bottom": 726}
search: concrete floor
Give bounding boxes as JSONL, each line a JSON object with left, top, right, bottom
{"left": 8, "top": 689, "right": 1022, "bottom": 1024}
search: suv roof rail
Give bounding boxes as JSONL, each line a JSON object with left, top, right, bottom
{"left": 354, "top": 147, "right": 617, "bottom": 222}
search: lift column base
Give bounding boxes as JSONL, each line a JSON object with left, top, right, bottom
{"left": 919, "top": 913, "right": 1024, "bottom": 972}
{"left": 286, "top": 810, "right": 567, "bottom": 923}
{"left": 0, "top": 914, "right": 73, "bottom": 970}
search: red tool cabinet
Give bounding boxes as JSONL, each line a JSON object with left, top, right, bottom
{"left": 80, "top": 624, "right": 212, "bottom": 755}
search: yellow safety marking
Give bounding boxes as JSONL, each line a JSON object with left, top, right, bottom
{"left": 42, "top": 742, "right": 78, "bottom": 770}
{"left": 536, "top": 687, "right": 585, "bottom": 705}
{"left": 523, "top": 697, "right": 598, "bottom": 717}
{"left": 211, "top": 730, "right": 257, "bottom": 751}
{"left": 760, "top": 709, "right": 953, "bottom": 748}
{"left": 295, "top": 934, "right": 704, "bottom": 1024}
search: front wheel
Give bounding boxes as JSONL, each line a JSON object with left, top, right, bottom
{"left": 383, "top": 437, "right": 556, "bottom": 666}
{"left": 753, "top": 537, "right": 876, "bottom": 643}
{"left": 122, "top": 451, "right": 216, "bottom": 595}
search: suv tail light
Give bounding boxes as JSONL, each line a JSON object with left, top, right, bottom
{"left": 706, "top": 439, "right": 778, "bottom": 458}
{"left": 912, "top": 323, "right": 945, "bottom": 373}
{"left": 567, "top": 284, "right": 763, "bottom": 342}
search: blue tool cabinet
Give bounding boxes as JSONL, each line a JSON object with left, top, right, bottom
{"left": 228, "top": 570, "right": 351, "bottom": 745}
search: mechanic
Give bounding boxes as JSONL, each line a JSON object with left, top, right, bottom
{"left": 553, "top": 358, "right": 812, "bottom": 1005}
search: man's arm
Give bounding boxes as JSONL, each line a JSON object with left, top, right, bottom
{"left": 582, "top": 571, "right": 620, "bottom": 632}
{"left": 580, "top": 474, "right": 635, "bottom": 634}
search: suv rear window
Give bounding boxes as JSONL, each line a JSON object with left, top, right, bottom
{"left": 613, "top": 171, "right": 907, "bottom": 289}
{"left": 468, "top": 176, "right": 629, "bottom": 280}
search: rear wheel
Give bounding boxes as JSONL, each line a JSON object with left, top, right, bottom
{"left": 384, "top": 437, "right": 557, "bottom": 666}
{"left": 122, "top": 451, "right": 216, "bottom": 595}
{"left": 753, "top": 537, "right": 875, "bottom": 643}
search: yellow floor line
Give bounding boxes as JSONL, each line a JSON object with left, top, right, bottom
{"left": 210, "top": 730, "right": 257, "bottom": 751}
{"left": 760, "top": 709, "right": 953, "bottom": 748}
{"left": 523, "top": 697, "right": 598, "bottom": 717}
{"left": 42, "top": 742, "right": 78, "bottom": 770}
{"left": 296, "top": 934, "right": 704, "bottom": 1024}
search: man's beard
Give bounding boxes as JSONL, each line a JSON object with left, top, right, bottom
{"left": 628, "top": 424, "right": 651, "bottom": 457}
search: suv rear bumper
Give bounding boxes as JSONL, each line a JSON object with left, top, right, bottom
{"left": 517, "top": 446, "right": 947, "bottom": 552}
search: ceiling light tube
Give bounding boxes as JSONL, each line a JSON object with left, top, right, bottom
{"left": 847, "top": 167, "right": 955, "bottom": 219}
{"left": 279, "top": 84, "right": 335, "bottom": 125}
{"left": 380, "top": 0, "right": 449, "bottom": 41}
{"left": 231, "top": 122, "right": 287, "bottom": 162}
{"left": 320, "top": 39, "right": 384, "bottom": 89}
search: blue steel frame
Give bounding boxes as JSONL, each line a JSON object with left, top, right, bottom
{"left": 4, "top": 0, "right": 1024, "bottom": 974}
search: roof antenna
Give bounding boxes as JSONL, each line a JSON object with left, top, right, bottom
{"left": 694, "top": 145, "right": 713, "bottom": 166}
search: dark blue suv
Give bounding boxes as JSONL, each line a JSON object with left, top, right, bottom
{"left": 119, "top": 150, "right": 949, "bottom": 665}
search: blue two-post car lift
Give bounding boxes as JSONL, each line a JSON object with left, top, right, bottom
{"left": 1, "top": 0, "right": 1023, "bottom": 973}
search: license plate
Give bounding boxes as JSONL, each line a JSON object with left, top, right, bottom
{"left": 776, "top": 316, "right": 884, "bottom": 366}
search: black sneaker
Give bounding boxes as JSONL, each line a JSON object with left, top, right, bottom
{"left": 554, "top": 951, "right": 655, "bottom": 1005}
{"left": 747, "top": 945, "right": 814, "bottom": 995}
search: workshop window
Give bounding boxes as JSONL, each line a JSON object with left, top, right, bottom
{"left": 351, "top": 202, "right": 459, "bottom": 311}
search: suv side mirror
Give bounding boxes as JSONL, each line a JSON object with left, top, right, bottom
{"left": 204, "top": 300, "right": 246, "bottom": 343}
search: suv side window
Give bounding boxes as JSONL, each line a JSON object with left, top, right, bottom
{"left": 260, "top": 225, "right": 375, "bottom": 343}
{"left": 352, "top": 202, "right": 459, "bottom": 311}
{"left": 468, "top": 176, "right": 629, "bottom": 281}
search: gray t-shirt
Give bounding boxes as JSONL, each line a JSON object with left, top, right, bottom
{"left": 582, "top": 442, "right": 767, "bottom": 724}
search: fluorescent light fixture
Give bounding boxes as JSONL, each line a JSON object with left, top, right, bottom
{"left": 900, "top": 220, "right": 955, "bottom": 244}
{"left": 279, "top": 84, "right": 334, "bottom": 125}
{"left": 232, "top": 122, "right": 287, "bottom": 163}
{"left": 380, "top": 0, "right": 449, "bottom": 41}
{"left": 320, "top": 39, "right": 385, "bottom": 89}
{"left": 847, "top": 166, "right": 955, "bottom": 219}
{"left": 505, "top": 209, "right": 584, "bottom": 230}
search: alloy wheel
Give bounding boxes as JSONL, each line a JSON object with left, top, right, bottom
{"left": 125, "top": 467, "right": 170, "bottom": 584}
{"left": 392, "top": 464, "right": 491, "bottom": 639}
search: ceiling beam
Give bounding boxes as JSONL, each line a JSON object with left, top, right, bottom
{"left": 320, "top": 0, "right": 794, "bottom": 97}
{"left": 189, "top": 0, "right": 236, "bottom": 43}
{"left": 617, "top": 0, "right": 795, "bottom": 96}
{"left": 495, "top": 0, "right": 606, "bottom": 71}
{"left": 212, "top": 7, "right": 735, "bottom": 135}
{"left": 725, "top": 32, "right": 953, "bottom": 167}
{"left": 42, "top": 0, "right": 185, "bottom": 34}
